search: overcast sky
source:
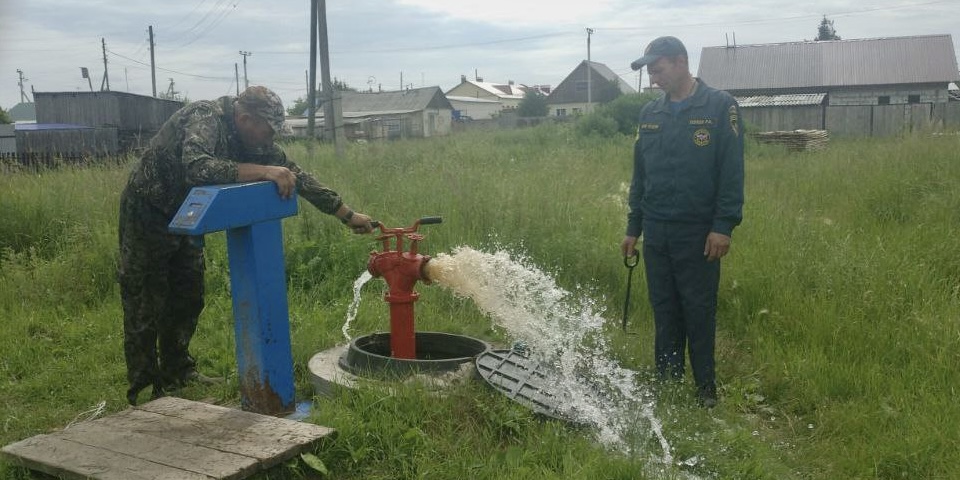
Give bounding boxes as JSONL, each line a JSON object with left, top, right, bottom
{"left": 1, "top": 0, "right": 958, "bottom": 111}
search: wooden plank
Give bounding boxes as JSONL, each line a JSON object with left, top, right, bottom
{"left": 138, "top": 397, "right": 335, "bottom": 445}
{"left": 1, "top": 397, "right": 336, "bottom": 479}
{"left": 2, "top": 434, "right": 213, "bottom": 480}
{"left": 54, "top": 421, "right": 258, "bottom": 480}
{"left": 124, "top": 398, "right": 334, "bottom": 469}
{"left": 108, "top": 409, "right": 285, "bottom": 461}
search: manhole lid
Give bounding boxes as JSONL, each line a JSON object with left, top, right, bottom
{"left": 474, "top": 349, "right": 574, "bottom": 422}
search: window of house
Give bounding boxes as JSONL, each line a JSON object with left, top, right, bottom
{"left": 556, "top": 108, "right": 567, "bottom": 117}
{"left": 908, "top": 95, "right": 921, "bottom": 104}
{"left": 878, "top": 96, "right": 890, "bottom": 105}
{"left": 572, "top": 108, "right": 582, "bottom": 115}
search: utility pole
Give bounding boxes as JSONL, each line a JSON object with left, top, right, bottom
{"left": 239, "top": 51, "right": 252, "bottom": 89}
{"left": 235, "top": 63, "right": 240, "bottom": 96}
{"left": 586, "top": 28, "right": 593, "bottom": 112}
{"left": 165, "top": 78, "right": 179, "bottom": 99}
{"left": 16, "top": 69, "right": 30, "bottom": 103}
{"left": 317, "top": 0, "right": 344, "bottom": 157}
{"left": 149, "top": 26, "right": 157, "bottom": 97}
{"left": 101, "top": 38, "right": 110, "bottom": 91}
{"left": 307, "top": 0, "right": 318, "bottom": 139}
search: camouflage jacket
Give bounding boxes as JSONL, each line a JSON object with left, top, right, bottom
{"left": 126, "top": 96, "right": 342, "bottom": 218}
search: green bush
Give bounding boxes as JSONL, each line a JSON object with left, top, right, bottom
{"left": 575, "top": 92, "right": 659, "bottom": 137}
{"left": 574, "top": 113, "right": 619, "bottom": 137}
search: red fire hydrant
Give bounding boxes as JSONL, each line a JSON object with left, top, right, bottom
{"left": 367, "top": 217, "right": 442, "bottom": 359}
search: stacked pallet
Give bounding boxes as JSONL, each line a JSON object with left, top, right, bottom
{"left": 752, "top": 129, "right": 829, "bottom": 152}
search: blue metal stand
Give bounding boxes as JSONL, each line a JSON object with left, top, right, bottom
{"left": 169, "top": 181, "right": 298, "bottom": 415}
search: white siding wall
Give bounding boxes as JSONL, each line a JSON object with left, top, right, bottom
{"left": 549, "top": 102, "right": 592, "bottom": 117}
{"left": 829, "top": 87, "right": 946, "bottom": 106}
{"left": 448, "top": 99, "right": 501, "bottom": 120}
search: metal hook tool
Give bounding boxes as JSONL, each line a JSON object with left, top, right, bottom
{"left": 622, "top": 250, "right": 639, "bottom": 333}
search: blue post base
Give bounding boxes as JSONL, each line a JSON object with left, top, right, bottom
{"left": 168, "top": 182, "right": 299, "bottom": 416}
{"left": 227, "top": 221, "right": 296, "bottom": 415}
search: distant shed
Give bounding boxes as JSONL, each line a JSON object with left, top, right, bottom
{"left": 698, "top": 34, "right": 960, "bottom": 135}
{"left": 15, "top": 123, "right": 118, "bottom": 156}
{"left": 34, "top": 91, "right": 182, "bottom": 151}
{"left": 736, "top": 93, "right": 826, "bottom": 131}
{"left": 300, "top": 87, "right": 453, "bottom": 141}
{"left": 0, "top": 124, "right": 15, "bottom": 154}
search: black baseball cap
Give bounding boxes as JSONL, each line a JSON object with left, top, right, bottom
{"left": 630, "top": 36, "right": 688, "bottom": 71}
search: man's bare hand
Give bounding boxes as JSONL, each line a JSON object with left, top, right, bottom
{"left": 346, "top": 212, "right": 374, "bottom": 234}
{"left": 261, "top": 166, "right": 296, "bottom": 199}
{"left": 621, "top": 235, "right": 640, "bottom": 258}
{"left": 237, "top": 164, "right": 296, "bottom": 199}
{"left": 704, "top": 232, "right": 731, "bottom": 262}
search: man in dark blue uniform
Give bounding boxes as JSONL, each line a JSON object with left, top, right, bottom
{"left": 620, "top": 36, "right": 744, "bottom": 408}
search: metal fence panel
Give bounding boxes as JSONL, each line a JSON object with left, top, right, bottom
{"left": 825, "top": 106, "right": 872, "bottom": 137}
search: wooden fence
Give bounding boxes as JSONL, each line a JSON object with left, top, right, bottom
{"left": 0, "top": 151, "right": 125, "bottom": 172}
{"left": 746, "top": 102, "right": 960, "bottom": 137}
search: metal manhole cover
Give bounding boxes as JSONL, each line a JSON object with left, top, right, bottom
{"left": 474, "top": 349, "right": 575, "bottom": 422}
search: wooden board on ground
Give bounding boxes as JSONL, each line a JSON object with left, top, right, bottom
{"left": 1, "top": 396, "right": 335, "bottom": 480}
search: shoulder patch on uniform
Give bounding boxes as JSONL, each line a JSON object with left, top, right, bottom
{"left": 728, "top": 105, "right": 740, "bottom": 137}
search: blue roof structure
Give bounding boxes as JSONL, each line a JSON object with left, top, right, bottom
{"left": 14, "top": 123, "right": 93, "bottom": 131}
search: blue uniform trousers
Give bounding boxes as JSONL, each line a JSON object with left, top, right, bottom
{"left": 641, "top": 221, "right": 719, "bottom": 389}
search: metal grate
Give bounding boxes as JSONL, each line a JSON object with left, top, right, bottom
{"left": 474, "top": 349, "right": 573, "bottom": 422}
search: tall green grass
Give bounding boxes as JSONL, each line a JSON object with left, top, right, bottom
{"left": 0, "top": 127, "right": 958, "bottom": 479}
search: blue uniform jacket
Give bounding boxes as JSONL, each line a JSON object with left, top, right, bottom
{"left": 626, "top": 79, "right": 744, "bottom": 238}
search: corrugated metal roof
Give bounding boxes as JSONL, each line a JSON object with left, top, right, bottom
{"left": 446, "top": 95, "right": 501, "bottom": 104}
{"left": 588, "top": 61, "right": 637, "bottom": 94}
{"left": 465, "top": 81, "right": 526, "bottom": 99}
{"left": 698, "top": 34, "right": 959, "bottom": 91}
{"left": 736, "top": 93, "right": 826, "bottom": 107}
{"left": 316, "top": 86, "right": 453, "bottom": 116}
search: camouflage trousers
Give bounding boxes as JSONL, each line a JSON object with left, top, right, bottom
{"left": 118, "top": 185, "right": 204, "bottom": 403}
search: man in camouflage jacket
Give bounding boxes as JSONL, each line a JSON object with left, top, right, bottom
{"left": 119, "top": 86, "right": 374, "bottom": 405}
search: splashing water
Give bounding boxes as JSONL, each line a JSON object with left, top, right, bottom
{"left": 342, "top": 271, "right": 373, "bottom": 342}
{"left": 426, "top": 246, "right": 674, "bottom": 465}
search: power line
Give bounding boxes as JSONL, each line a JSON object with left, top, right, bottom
{"left": 171, "top": 0, "right": 240, "bottom": 48}
{"left": 107, "top": 48, "right": 233, "bottom": 81}
{"left": 162, "top": 0, "right": 212, "bottom": 34}
{"left": 59, "top": 0, "right": 954, "bottom": 99}
{"left": 171, "top": 0, "right": 232, "bottom": 40}
{"left": 256, "top": 31, "right": 577, "bottom": 56}
{"left": 178, "top": 1, "right": 241, "bottom": 48}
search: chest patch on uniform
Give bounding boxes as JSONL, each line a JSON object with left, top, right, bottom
{"left": 689, "top": 118, "right": 715, "bottom": 126}
{"left": 693, "top": 128, "right": 711, "bottom": 147}
{"left": 638, "top": 123, "right": 660, "bottom": 140}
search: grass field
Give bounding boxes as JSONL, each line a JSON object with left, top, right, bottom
{"left": 1, "top": 125, "right": 958, "bottom": 479}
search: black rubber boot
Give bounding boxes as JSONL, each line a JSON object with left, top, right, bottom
{"left": 697, "top": 383, "right": 718, "bottom": 409}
